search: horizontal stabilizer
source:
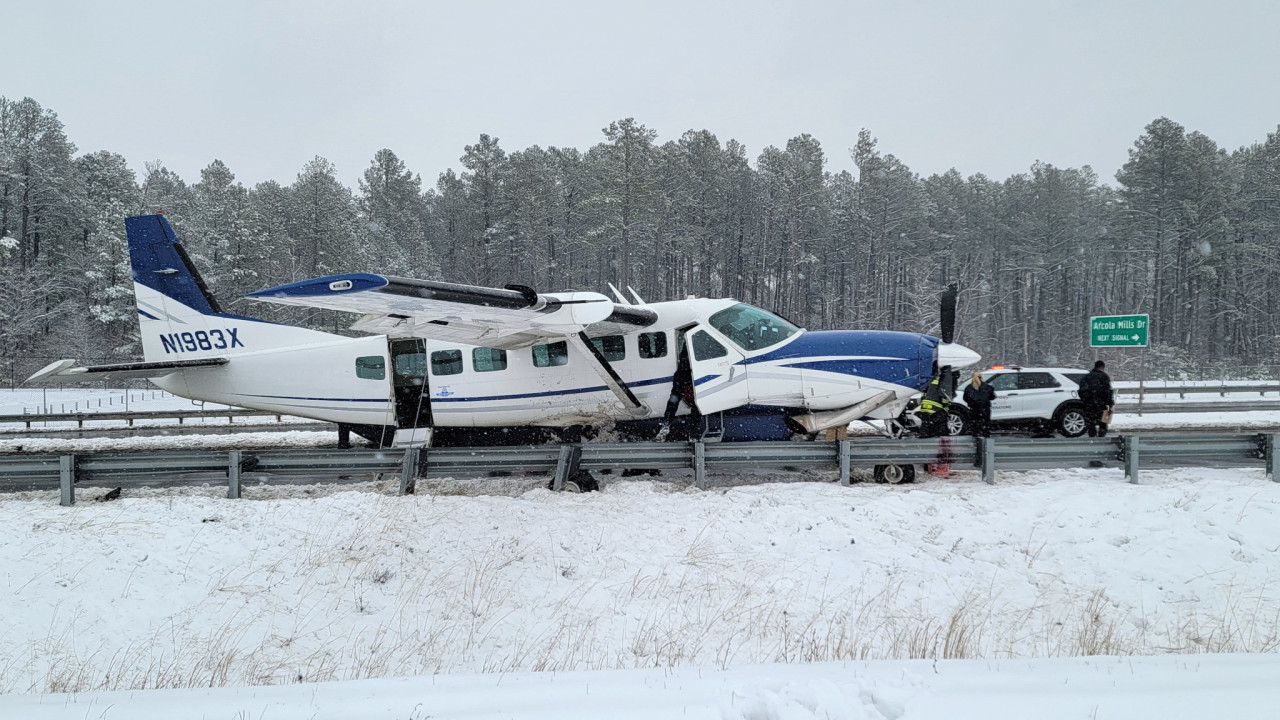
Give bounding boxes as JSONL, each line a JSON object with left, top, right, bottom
{"left": 25, "top": 357, "right": 229, "bottom": 384}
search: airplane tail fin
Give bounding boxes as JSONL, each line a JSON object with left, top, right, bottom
{"left": 126, "top": 213, "right": 341, "bottom": 363}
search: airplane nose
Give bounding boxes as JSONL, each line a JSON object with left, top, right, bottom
{"left": 937, "top": 342, "right": 981, "bottom": 369}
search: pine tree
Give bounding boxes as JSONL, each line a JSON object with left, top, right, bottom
{"left": 358, "top": 149, "right": 427, "bottom": 277}
{"left": 75, "top": 151, "right": 140, "bottom": 354}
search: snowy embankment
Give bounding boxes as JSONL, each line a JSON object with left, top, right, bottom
{"left": 8, "top": 654, "right": 1278, "bottom": 720}
{"left": 1, "top": 468, "right": 1277, "bottom": 708}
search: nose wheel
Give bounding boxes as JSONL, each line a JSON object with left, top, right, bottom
{"left": 873, "top": 464, "right": 916, "bottom": 484}
{"left": 548, "top": 470, "right": 600, "bottom": 493}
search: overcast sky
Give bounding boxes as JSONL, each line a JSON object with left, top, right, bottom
{"left": 7, "top": 0, "right": 1279, "bottom": 189}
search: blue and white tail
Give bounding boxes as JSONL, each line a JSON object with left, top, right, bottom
{"left": 126, "top": 213, "right": 341, "bottom": 362}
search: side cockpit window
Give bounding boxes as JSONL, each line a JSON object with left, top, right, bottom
{"left": 691, "top": 330, "right": 728, "bottom": 361}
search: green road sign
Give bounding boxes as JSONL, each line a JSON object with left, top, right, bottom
{"left": 1090, "top": 314, "right": 1149, "bottom": 347}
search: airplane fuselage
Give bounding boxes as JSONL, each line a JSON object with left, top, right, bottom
{"left": 146, "top": 289, "right": 941, "bottom": 438}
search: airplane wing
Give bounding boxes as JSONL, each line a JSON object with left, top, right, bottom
{"left": 245, "top": 273, "right": 659, "bottom": 415}
{"left": 244, "top": 273, "right": 658, "bottom": 349}
{"left": 26, "top": 357, "right": 229, "bottom": 384}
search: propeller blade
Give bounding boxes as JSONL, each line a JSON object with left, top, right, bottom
{"left": 940, "top": 283, "right": 958, "bottom": 344}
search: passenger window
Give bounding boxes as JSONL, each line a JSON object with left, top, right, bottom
{"left": 589, "top": 335, "right": 626, "bottom": 362}
{"left": 638, "top": 331, "right": 667, "bottom": 359}
{"left": 472, "top": 347, "right": 507, "bottom": 372}
{"left": 985, "top": 373, "right": 1019, "bottom": 392}
{"left": 430, "top": 349, "right": 463, "bottom": 376}
{"left": 532, "top": 341, "right": 569, "bottom": 368}
{"left": 355, "top": 356, "right": 386, "bottom": 380}
{"left": 691, "top": 330, "right": 728, "bottom": 361}
{"left": 1018, "top": 372, "right": 1060, "bottom": 389}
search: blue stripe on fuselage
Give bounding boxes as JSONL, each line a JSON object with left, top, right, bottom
{"left": 432, "top": 375, "right": 676, "bottom": 403}
{"left": 748, "top": 330, "right": 937, "bottom": 390}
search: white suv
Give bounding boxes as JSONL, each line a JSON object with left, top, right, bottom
{"left": 947, "top": 367, "right": 1092, "bottom": 437}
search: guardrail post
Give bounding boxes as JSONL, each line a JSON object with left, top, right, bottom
{"left": 693, "top": 441, "right": 707, "bottom": 490}
{"left": 551, "top": 444, "right": 575, "bottom": 491}
{"left": 1123, "top": 435, "right": 1140, "bottom": 484}
{"left": 838, "top": 439, "right": 851, "bottom": 486}
{"left": 398, "top": 448, "right": 421, "bottom": 495}
{"left": 1265, "top": 434, "right": 1278, "bottom": 483}
{"left": 227, "top": 450, "right": 241, "bottom": 499}
{"left": 980, "top": 437, "right": 996, "bottom": 485}
{"left": 59, "top": 454, "right": 76, "bottom": 506}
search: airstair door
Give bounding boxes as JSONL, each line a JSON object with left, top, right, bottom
{"left": 390, "top": 339, "right": 433, "bottom": 429}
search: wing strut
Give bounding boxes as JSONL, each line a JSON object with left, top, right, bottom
{"left": 567, "top": 332, "right": 648, "bottom": 417}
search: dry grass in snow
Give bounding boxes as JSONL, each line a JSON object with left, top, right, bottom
{"left": 1, "top": 466, "right": 1278, "bottom": 694}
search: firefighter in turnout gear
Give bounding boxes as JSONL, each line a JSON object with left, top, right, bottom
{"left": 915, "top": 366, "right": 953, "bottom": 439}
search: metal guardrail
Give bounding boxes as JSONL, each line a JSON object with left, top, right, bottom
{"left": 0, "top": 408, "right": 288, "bottom": 428}
{"left": 2, "top": 434, "right": 1276, "bottom": 506}
{"left": 9, "top": 387, "right": 1280, "bottom": 433}
{"left": 4, "top": 381, "right": 1280, "bottom": 432}
{"left": 1114, "top": 382, "right": 1280, "bottom": 397}
{"left": 1113, "top": 399, "right": 1280, "bottom": 413}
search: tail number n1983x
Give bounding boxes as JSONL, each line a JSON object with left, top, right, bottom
{"left": 159, "top": 329, "right": 243, "bottom": 354}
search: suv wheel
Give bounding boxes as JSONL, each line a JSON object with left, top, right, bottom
{"left": 1056, "top": 405, "right": 1088, "bottom": 438}
{"left": 945, "top": 408, "right": 970, "bottom": 436}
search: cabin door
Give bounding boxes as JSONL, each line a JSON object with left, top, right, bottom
{"left": 684, "top": 326, "right": 750, "bottom": 414}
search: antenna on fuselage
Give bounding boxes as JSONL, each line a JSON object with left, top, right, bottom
{"left": 607, "top": 283, "right": 631, "bottom": 305}
{"left": 627, "top": 286, "right": 646, "bottom": 305}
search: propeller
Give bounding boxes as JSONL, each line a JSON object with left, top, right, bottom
{"left": 935, "top": 282, "right": 980, "bottom": 370}
{"left": 939, "top": 283, "right": 957, "bottom": 345}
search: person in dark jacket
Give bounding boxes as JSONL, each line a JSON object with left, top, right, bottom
{"left": 1077, "top": 360, "right": 1115, "bottom": 437}
{"left": 963, "top": 372, "right": 995, "bottom": 437}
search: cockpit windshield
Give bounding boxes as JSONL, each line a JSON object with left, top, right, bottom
{"left": 708, "top": 303, "right": 800, "bottom": 351}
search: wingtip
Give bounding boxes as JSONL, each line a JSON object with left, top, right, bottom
{"left": 244, "top": 273, "right": 389, "bottom": 300}
{"left": 25, "top": 359, "right": 80, "bottom": 385}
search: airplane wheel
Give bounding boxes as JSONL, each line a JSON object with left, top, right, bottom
{"left": 873, "top": 464, "right": 916, "bottom": 484}
{"left": 548, "top": 470, "right": 600, "bottom": 493}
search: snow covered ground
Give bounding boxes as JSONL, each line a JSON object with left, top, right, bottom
{"left": 0, "top": 388, "right": 315, "bottom": 436}
{"left": 0, "top": 387, "right": 218, "bottom": 415}
{"left": 7, "top": 654, "right": 1278, "bottom": 719}
{"left": 1, "top": 466, "right": 1277, "bottom": 717}
{"left": 0, "top": 429, "right": 338, "bottom": 454}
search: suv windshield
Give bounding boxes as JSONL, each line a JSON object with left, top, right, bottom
{"left": 708, "top": 303, "right": 799, "bottom": 351}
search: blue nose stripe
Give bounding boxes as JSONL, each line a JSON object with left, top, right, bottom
{"left": 747, "top": 330, "right": 937, "bottom": 390}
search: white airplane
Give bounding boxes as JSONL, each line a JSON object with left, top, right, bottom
{"left": 30, "top": 213, "right": 980, "bottom": 449}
